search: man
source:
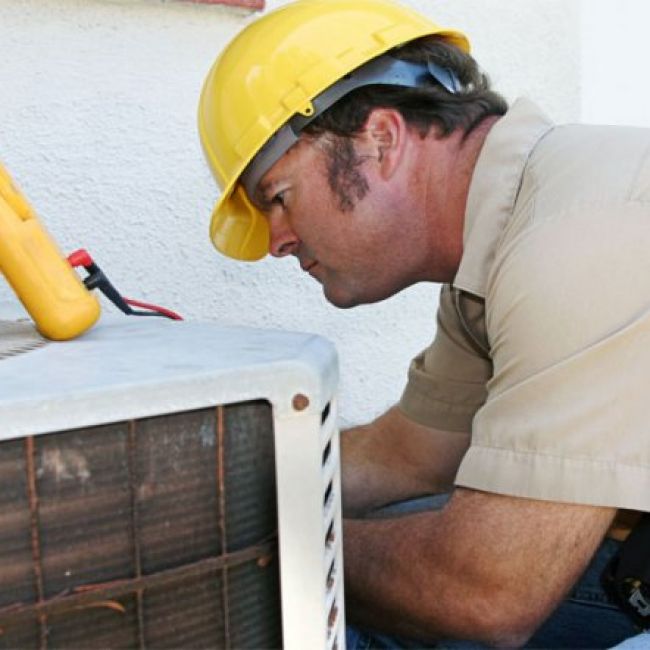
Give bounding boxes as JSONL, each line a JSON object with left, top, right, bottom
{"left": 198, "top": 0, "right": 649, "bottom": 646}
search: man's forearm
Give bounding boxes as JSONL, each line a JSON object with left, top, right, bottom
{"left": 343, "top": 489, "right": 615, "bottom": 646}
{"left": 343, "top": 511, "right": 507, "bottom": 645}
{"left": 341, "top": 423, "right": 437, "bottom": 517}
{"left": 341, "top": 405, "right": 470, "bottom": 516}
{"left": 344, "top": 515, "right": 442, "bottom": 642}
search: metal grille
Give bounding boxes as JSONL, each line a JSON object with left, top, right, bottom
{"left": 0, "top": 320, "right": 47, "bottom": 361}
{"left": 0, "top": 402, "right": 282, "bottom": 649}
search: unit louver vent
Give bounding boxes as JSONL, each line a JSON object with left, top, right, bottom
{"left": 0, "top": 320, "right": 47, "bottom": 361}
{"left": 320, "top": 403, "right": 344, "bottom": 649}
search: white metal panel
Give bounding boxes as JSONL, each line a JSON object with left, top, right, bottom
{"left": 0, "top": 313, "right": 338, "bottom": 440}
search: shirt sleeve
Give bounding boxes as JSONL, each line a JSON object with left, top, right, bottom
{"left": 399, "top": 284, "right": 492, "bottom": 433}
{"left": 456, "top": 204, "right": 650, "bottom": 511}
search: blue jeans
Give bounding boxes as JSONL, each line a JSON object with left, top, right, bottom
{"left": 611, "top": 632, "right": 650, "bottom": 648}
{"left": 346, "top": 497, "right": 640, "bottom": 649}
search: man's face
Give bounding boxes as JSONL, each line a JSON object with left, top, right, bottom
{"left": 252, "top": 133, "right": 419, "bottom": 308}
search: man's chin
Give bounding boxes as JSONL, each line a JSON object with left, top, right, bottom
{"left": 322, "top": 279, "right": 406, "bottom": 309}
{"left": 322, "top": 279, "right": 389, "bottom": 309}
{"left": 322, "top": 284, "right": 361, "bottom": 309}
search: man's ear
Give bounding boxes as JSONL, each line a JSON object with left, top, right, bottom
{"left": 361, "top": 108, "right": 408, "bottom": 180}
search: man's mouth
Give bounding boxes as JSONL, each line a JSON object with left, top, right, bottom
{"left": 301, "top": 260, "right": 318, "bottom": 273}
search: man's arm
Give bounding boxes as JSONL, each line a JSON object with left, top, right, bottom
{"left": 344, "top": 487, "right": 616, "bottom": 646}
{"left": 341, "top": 405, "right": 470, "bottom": 516}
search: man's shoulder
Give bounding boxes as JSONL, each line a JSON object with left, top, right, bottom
{"left": 523, "top": 120, "right": 650, "bottom": 212}
{"left": 497, "top": 120, "right": 650, "bottom": 285}
{"left": 485, "top": 194, "right": 650, "bottom": 381}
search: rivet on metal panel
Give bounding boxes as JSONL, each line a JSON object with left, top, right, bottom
{"left": 256, "top": 554, "right": 273, "bottom": 569}
{"left": 292, "top": 393, "right": 310, "bottom": 411}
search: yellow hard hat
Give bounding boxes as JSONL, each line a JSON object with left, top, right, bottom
{"left": 198, "top": 0, "right": 469, "bottom": 261}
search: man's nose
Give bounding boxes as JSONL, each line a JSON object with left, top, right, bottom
{"left": 268, "top": 214, "right": 299, "bottom": 258}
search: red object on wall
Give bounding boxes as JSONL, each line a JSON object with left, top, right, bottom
{"left": 185, "top": 0, "right": 264, "bottom": 8}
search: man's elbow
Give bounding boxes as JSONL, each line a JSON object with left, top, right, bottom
{"left": 474, "top": 616, "right": 537, "bottom": 649}
{"left": 411, "top": 582, "right": 546, "bottom": 648}
{"left": 459, "top": 588, "right": 547, "bottom": 648}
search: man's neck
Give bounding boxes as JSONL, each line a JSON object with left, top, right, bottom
{"left": 421, "top": 115, "right": 501, "bottom": 283}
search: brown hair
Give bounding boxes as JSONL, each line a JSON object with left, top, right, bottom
{"left": 303, "top": 36, "right": 508, "bottom": 141}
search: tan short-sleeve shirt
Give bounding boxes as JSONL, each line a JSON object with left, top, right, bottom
{"left": 400, "top": 98, "right": 650, "bottom": 512}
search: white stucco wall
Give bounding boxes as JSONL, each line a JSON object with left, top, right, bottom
{"left": 581, "top": 0, "right": 650, "bottom": 127}
{"left": 0, "top": 0, "right": 580, "bottom": 427}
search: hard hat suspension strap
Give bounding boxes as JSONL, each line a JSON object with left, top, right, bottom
{"left": 240, "top": 54, "right": 460, "bottom": 199}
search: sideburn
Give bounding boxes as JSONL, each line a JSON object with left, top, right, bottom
{"left": 322, "top": 137, "right": 370, "bottom": 212}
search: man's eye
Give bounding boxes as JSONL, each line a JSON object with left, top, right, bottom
{"left": 272, "top": 191, "right": 286, "bottom": 207}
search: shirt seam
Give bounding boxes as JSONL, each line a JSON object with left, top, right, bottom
{"left": 467, "top": 442, "right": 650, "bottom": 471}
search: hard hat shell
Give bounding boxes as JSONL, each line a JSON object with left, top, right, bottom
{"left": 198, "top": 0, "right": 469, "bottom": 261}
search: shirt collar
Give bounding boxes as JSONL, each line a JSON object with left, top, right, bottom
{"left": 453, "top": 98, "right": 555, "bottom": 297}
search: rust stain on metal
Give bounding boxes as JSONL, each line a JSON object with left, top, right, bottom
{"left": 0, "top": 539, "right": 276, "bottom": 630}
{"left": 73, "top": 579, "right": 131, "bottom": 594}
{"left": 216, "top": 405, "right": 231, "bottom": 649}
{"left": 292, "top": 393, "right": 310, "bottom": 411}
{"left": 216, "top": 406, "right": 227, "bottom": 551}
{"left": 25, "top": 436, "right": 47, "bottom": 649}
{"left": 127, "top": 420, "right": 146, "bottom": 650}
{"left": 74, "top": 600, "right": 126, "bottom": 614}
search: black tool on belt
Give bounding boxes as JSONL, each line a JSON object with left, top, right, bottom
{"left": 602, "top": 513, "right": 650, "bottom": 629}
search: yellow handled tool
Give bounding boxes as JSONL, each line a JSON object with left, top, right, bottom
{"left": 0, "top": 163, "right": 100, "bottom": 340}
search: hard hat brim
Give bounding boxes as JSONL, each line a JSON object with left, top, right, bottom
{"left": 209, "top": 184, "right": 269, "bottom": 262}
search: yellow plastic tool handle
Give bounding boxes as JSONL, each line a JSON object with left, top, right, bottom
{"left": 0, "top": 163, "right": 100, "bottom": 340}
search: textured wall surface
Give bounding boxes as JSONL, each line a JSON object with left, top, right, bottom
{"left": 0, "top": 0, "right": 580, "bottom": 427}
{"left": 581, "top": 0, "right": 650, "bottom": 127}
